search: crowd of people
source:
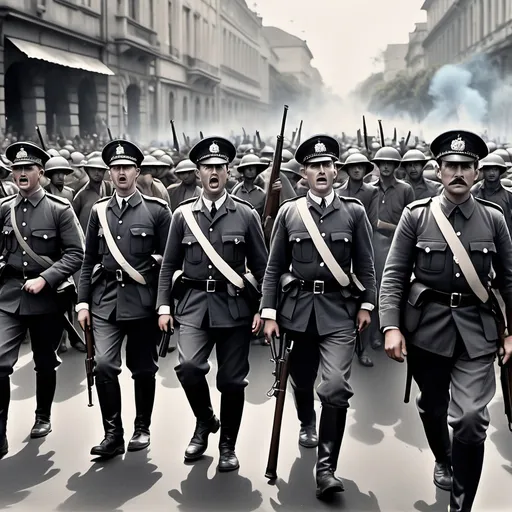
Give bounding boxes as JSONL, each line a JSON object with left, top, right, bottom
{"left": 0, "top": 123, "right": 511, "bottom": 512}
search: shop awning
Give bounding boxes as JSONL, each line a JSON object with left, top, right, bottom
{"left": 7, "top": 37, "right": 115, "bottom": 75}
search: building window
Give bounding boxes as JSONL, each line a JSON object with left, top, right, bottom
{"left": 169, "top": 92, "right": 175, "bottom": 120}
{"left": 183, "top": 97, "right": 188, "bottom": 122}
{"left": 168, "top": 1, "right": 173, "bottom": 53}
{"left": 183, "top": 7, "right": 191, "bottom": 56}
{"left": 194, "top": 14, "right": 200, "bottom": 59}
{"left": 149, "top": 0, "right": 154, "bottom": 28}
{"left": 128, "top": 0, "right": 137, "bottom": 20}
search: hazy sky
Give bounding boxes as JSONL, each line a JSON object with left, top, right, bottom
{"left": 252, "top": 0, "right": 427, "bottom": 97}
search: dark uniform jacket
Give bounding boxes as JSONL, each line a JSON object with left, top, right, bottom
{"left": 167, "top": 182, "right": 201, "bottom": 212}
{"left": 78, "top": 191, "right": 171, "bottom": 321}
{"left": 338, "top": 179, "right": 379, "bottom": 231}
{"left": 0, "top": 189, "right": 84, "bottom": 315}
{"left": 379, "top": 194, "right": 512, "bottom": 359}
{"left": 157, "top": 194, "right": 268, "bottom": 329}
{"left": 471, "top": 180, "right": 512, "bottom": 234}
{"left": 373, "top": 177, "right": 415, "bottom": 232}
{"left": 231, "top": 182, "right": 266, "bottom": 218}
{"left": 261, "top": 194, "right": 376, "bottom": 336}
{"left": 405, "top": 177, "right": 443, "bottom": 200}
{"left": 44, "top": 183, "right": 75, "bottom": 203}
{"left": 73, "top": 180, "right": 114, "bottom": 232}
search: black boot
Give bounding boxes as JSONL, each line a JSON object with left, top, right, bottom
{"left": 316, "top": 406, "right": 346, "bottom": 499}
{"left": 183, "top": 381, "right": 220, "bottom": 461}
{"left": 218, "top": 390, "right": 244, "bottom": 472}
{"left": 128, "top": 376, "right": 155, "bottom": 452}
{"left": 292, "top": 388, "right": 318, "bottom": 448}
{"left": 30, "top": 372, "right": 56, "bottom": 438}
{"left": 90, "top": 380, "right": 125, "bottom": 458}
{"left": 419, "top": 408, "right": 452, "bottom": 491}
{"left": 0, "top": 377, "right": 9, "bottom": 459}
{"left": 450, "top": 439, "right": 484, "bottom": 512}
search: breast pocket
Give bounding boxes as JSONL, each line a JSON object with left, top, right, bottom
{"left": 289, "top": 231, "right": 314, "bottom": 263}
{"left": 31, "top": 229, "right": 58, "bottom": 255}
{"left": 469, "top": 240, "right": 496, "bottom": 274}
{"left": 182, "top": 235, "right": 202, "bottom": 264}
{"left": 98, "top": 227, "right": 108, "bottom": 255}
{"left": 415, "top": 240, "right": 447, "bottom": 273}
{"left": 222, "top": 234, "right": 245, "bottom": 264}
{"left": 330, "top": 232, "right": 352, "bottom": 262}
{"left": 2, "top": 225, "right": 17, "bottom": 253}
{"left": 129, "top": 227, "right": 154, "bottom": 255}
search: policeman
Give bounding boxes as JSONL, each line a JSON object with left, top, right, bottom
{"left": 230, "top": 154, "right": 268, "bottom": 217}
{"left": 77, "top": 139, "right": 171, "bottom": 458}
{"left": 371, "top": 147, "right": 415, "bottom": 349}
{"left": 0, "top": 142, "right": 84, "bottom": 459}
{"left": 471, "top": 153, "right": 512, "bottom": 233}
{"left": 338, "top": 152, "right": 379, "bottom": 367}
{"left": 261, "top": 135, "right": 376, "bottom": 499}
{"left": 157, "top": 136, "right": 268, "bottom": 472}
{"left": 167, "top": 159, "right": 201, "bottom": 213}
{"left": 402, "top": 149, "right": 443, "bottom": 200}
{"left": 380, "top": 130, "right": 512, "bottom": 511}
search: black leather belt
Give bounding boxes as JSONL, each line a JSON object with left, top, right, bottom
{"left": 428, "top": 290, "right": 481, "bottom": 308}
{"left": 182, "top": 278, "right": 229, "bottom": 293}
{"left": 300, "top": 280, "right": 340, "bottom": 294}
{"left": 104, "top": 269, "right": 136, "bottom": 284}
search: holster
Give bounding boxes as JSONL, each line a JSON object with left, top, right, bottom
{"left": 170, "top": 270, "right": 185, "bottom": 301}
{"left": 400, "top": 281, "right": 430, "bottom": 336}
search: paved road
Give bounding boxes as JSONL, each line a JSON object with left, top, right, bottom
{"left": 0, "top": 342, "right": 511, "bottom": 511}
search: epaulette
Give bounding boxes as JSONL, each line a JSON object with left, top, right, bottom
{"left": 475, "top": 197, "right": 504, "bottom": 214}
{"left": 141, "top": 194, "right": 168, "bottom": 207}
{"left": 178, "top": 196, "right": 197, "bottom": 206}
{"left": 230, "top": 195, "right": 254, "bottom": 209}
{"left": 45, "top": 193, "right": 71, "bottom": 205}
{"left": 279, "top": 196, "right": 301, "bottom": 208}
{"left": 407, "top": 197, "right": 432, "bottom": 210}
{"left": 338, "top": 195, "right": 363, "bottom": 207}
{"left": 94, "top": 196, "right": 111, "bottom": 204}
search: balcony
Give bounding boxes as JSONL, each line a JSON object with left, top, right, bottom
{"left": 115, "top": 15, "right": 159, "bottom": 56}
{"left": 185, "top": 55, "right": 221, "bottom": 88}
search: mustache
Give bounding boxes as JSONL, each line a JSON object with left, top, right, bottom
{"left": 449, "top": 178, "right": 467, "bottom": 185}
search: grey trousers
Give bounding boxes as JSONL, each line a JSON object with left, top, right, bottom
{"left": 175, "top": 324, "right": 251, "bottom": 393}
{"left": 285, "top": 326, "right": 356, "bottom": 409}
{"left": 408, "top": 341, "right": 496, "bottom": 445}
{"left": 92, "top": 315, "right": 159, "bottom": 383}
{"left": 0, "top": 310, "right": 63, "bottom": 378}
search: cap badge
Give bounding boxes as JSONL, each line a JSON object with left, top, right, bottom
{"left": 451, "top": 136, "right": 465, "bottom": 152}
{"left": 116, "top": 144, "right": 125, "bottom": 155}
{"left": 209, "top": 142, "right": 220, "bottom": 154}
{"left": 16, "top": 147, "right": 28, "bottom": 160}
{"left": 315, "top": 142, "right": 327, "bottom": 153}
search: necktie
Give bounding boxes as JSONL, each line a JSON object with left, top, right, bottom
{"left": 320, "top": 198, "right": 326, "bottom": 210}
{"left": 211, "top": 202, "right": 217, "bottom": 218}
{"left": 121, "top": 198, "right": 127, "bottom": 211}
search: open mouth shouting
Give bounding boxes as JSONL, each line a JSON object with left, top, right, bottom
{"left": 209, "top": 176, "right": 220, "bottom": 189}
{"left": 316, "top": 176, "right": 328, "bottom": 185}
{"left": 18, "top": 176, "right": 29, "bottom": 186}
{"left": 118, "top": 175, "right": 127, "bottom": 184}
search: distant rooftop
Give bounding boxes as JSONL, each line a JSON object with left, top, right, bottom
{"left": 262, "top": 26, "right": 313, "bottom": 59}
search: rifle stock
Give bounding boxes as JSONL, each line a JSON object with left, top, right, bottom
{"left": 262, "top": 105, "right": 288, "bottom": 245}
{"left": 265, "top": 334, "right": 293, "bottom": 480}
{"left": 84, "top": 324, "right": 95, "bottom": 407}
{"left": 170, "top": 120, "right": 180, "bottom": 153}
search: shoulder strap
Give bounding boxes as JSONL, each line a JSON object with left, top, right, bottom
{"left": 181, "top": 204, "right": 245, "bottom": 289}
{"left": 95, "top": 201, "right": 147, "bottom": 285}
{"left": 430, "top": 197, "right": 488, "bottom": 303}
{"left": 10, "top": 202, "right": 53, "bottom": 268}
{"left": 296, "top": 197, "right": 350, "bottom": 287}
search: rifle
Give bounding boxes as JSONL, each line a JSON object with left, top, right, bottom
{"left": 256, "top": 130, "right": 264, "bottom": 150}
{"left": 362, "top": 116, "right": 370, "bottom": 153}
{"left": 199, "top": 131, "right": 204, "bottom": 140}
{"left": 262, "top": 105, "right": 288, "bottom": 246}
{"left": 296, "top": 120, "right": 303, "bottom": 146}
{"left": 378, "top": 120, "right": 385, "bottom": 146}
{"left": 170, "top": 120, "right": 180, "bottom": 153}
{"left": 265, "top": 333, "right": 293, "bottom": 481}
{"left": 84, "top": 323, "right": 95, "bottom": 407}
{"left": 158, "top": 322, "right": 175, "bottom": 358}
{"left": 107, "top": 127, "right": 113, "bottom": 141}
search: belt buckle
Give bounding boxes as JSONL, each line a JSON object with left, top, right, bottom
{"left": 206, "top": 279, "right": 216, "bottom": 293}
{"left": 450, "top": 293, "right": 461, "bottom": 308}
{"left": 115, "top": 269, "right": 123, "bottom": 283}
{"left": 313, "top": 280, "right": 324, "bottom": 294}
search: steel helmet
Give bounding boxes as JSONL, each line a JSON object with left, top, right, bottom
{"left": 45, "top": 156, "right": 74, "bottom": 175}
{"left": 373, "top": 146, "right": 402, "bottom": 163}
{"left": 479, "top": 153, "right": 507, "bottom": 174}
{"left": 401, "top": 149, "right": 428, "bottom": 163}
{"left": 341, "top": 153, "right": 374, "bottom": 173}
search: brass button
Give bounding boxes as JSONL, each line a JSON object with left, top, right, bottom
{"left": 22, "top": 251, "right": 26, "bottom": 255}
{"left": 23, "top": 237, "right": 27, "bottom": 241}
{"left": 296, "top": 238, "right": 300, "bottom": 242}
{"left": 23, "top": 261, "right": 28, "bottom": 267}
{"left": 456, "top": 231, "right": 461, "bottom": 236}
{"left": 21, "top": 222, "right": 26, "bottom": 227}
{"left": 117, "top": 235, "right": 121, "bottom": 240}
{"left": 320, "top": 262, "right": 325, "bottom": 267}
{"left": 425, "top": 247, "right": 431, "bottom": 253}
{"left": 208, "top": 265, "right": 212, "bottom": 269}
{"left": 142, "top": 233, "right": 146, "bottom": 237}
{"left": 483, "top": 248, "right": 488, "bottom": 254}
{"left": 23, "top": 208, "right": 27, "bottom": 213}
{"left": 456, "top": 273, "right": 460, "bottom": 278}
{"left": 119, "top": 220, "right": 123, "bottom": 224}
{"left": 344, "top": 238, "right": 349, "bottom": 242}
{"left": 188, "top": 242, "right": 192, "bottom": 245}
{"left": 209, "top": 228, "right": 213, "bottom": 232}
{"left": 43, "top": 234, "right": 48, "bottom": 239}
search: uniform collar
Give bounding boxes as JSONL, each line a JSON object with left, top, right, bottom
{"left": 202, "top": 191, "right": 227, "bottom": 212}
{"left": 108, "top": 189, "right": 142, "bottom": 210}
{"left": 439, "top": 192, "right": 475, "bottom": 219}
{"left": 15, "top": 187, "right": 45, "bottom": 207}
{"left": 307, "top": 189, "right": 335, "bottom": 206}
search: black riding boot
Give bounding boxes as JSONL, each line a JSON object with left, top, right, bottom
{"left": 450, "top": 438, "right": 484, "bottom": 512}
{"left": 90, "top": 380, "right": 125, "bottom": 458}
{"left": 183, "top": 380, "right": 220, "bottom": 461}
{"left": 316, "top": 405, "right": 347, "bottom": 499}
{"left": 30, "top": 372, "right": 56, "bottom": 438}
{"left": 292, "top": 387, "right": 318, "bottom": 448}
{"left": 0, "top": 377, "right": 10, "bottom": 459}
{"left": 128, "top": 376, "right": 155, "bottom": 452}
{"left": 419, "top": 410, "right": 452, "bottom": 491}
{"left": 218, "top": 390, "right": 244, "bottom": 472}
